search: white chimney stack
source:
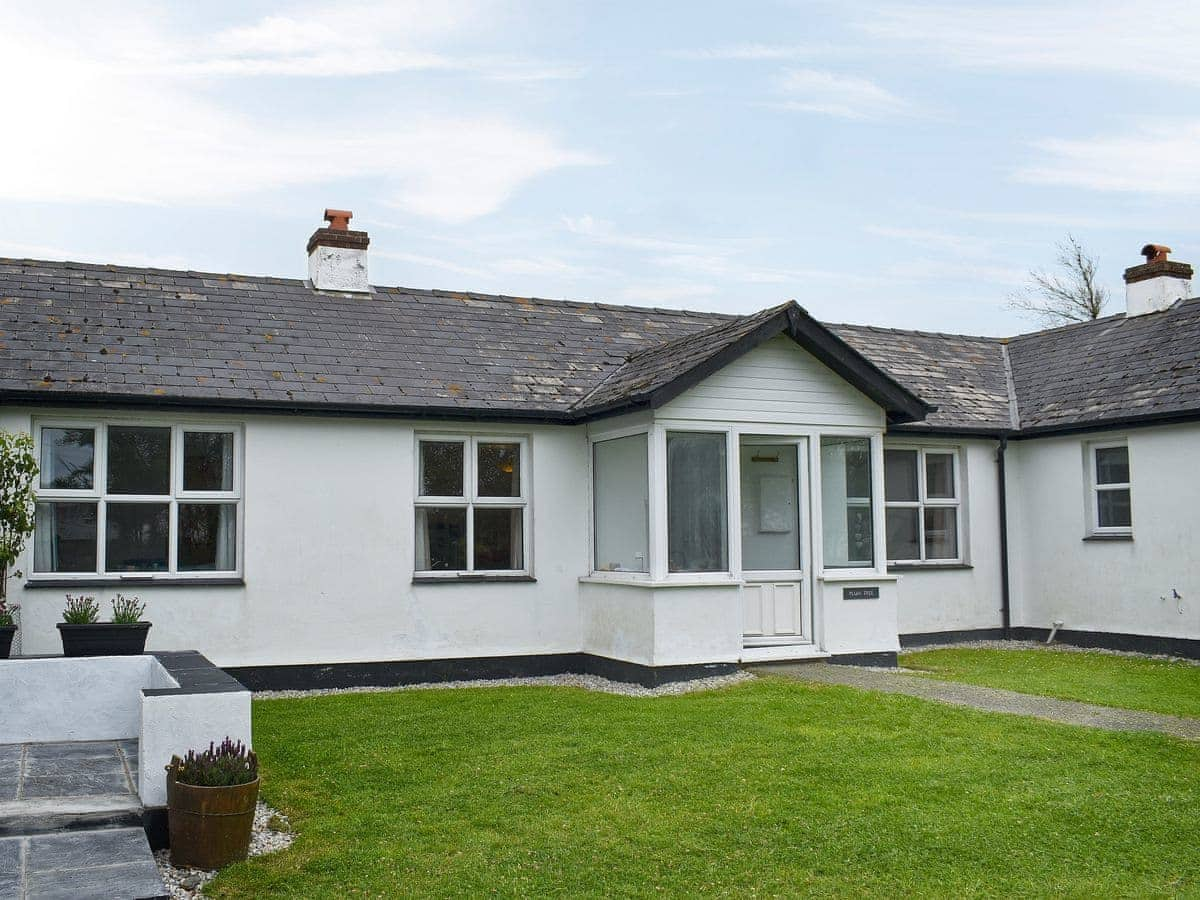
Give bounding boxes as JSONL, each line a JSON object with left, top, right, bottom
{"left": 1124, "top": 243, "right": 1192, "bottom": 317}
{"left": 307, "top": 208, "right": 370, "bottom": 293}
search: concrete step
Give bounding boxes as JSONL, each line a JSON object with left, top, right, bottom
{"left": 0, "top": 795, "right": 143, "bottom": 839}
{"left": 1, "top": 825, "right": 167, "bottom": 899}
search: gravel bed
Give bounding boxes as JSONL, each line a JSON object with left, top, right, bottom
{"left": 154, "top": 801, "right": 295, "bottom": 899}
{"left": 256, "top": 669, "right": 754, "bottom": 700}
{"left": 904, "top": 639, "right": 1200, "bottom": 665}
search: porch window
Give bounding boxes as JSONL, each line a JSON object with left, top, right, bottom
{"left": 592, "top": 433, "right": 649, "bottom": 573}
{"left": 1088, "top": 441, "right": 1131, "bottom": 534}
{"left": 415, "top": 436, "right": 528, "bottom": 573}
{"left": 820, "top": 436, "right": 874, "bottom": 568}
{"left": 884, "top": 448, "right": 961, "bottom": 563}
{"left": 33, "top": 422, "right": 241, "bottom": 577}
{"left": 666, "top": 432, "right": 728, "bottom": 573}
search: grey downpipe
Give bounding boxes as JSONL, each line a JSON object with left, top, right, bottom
{"left": 997, "top": 436, "right": 1012, "bottom": 638}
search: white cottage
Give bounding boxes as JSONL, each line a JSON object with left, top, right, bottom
{"left": 2, "top": 215, "right": 1197, "bottom": 687}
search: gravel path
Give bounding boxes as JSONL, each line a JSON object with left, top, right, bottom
{"left": 903, "top": 638, "right": 1200, "bottom": 666}
{"left": 154, "top": 801, "right": 294, "bottom": 899}
{"left": 755, "top": 662, "right": 1200, "bottom": 740}
{"left": 255, "top": 670, "right": 754, "bottom": 700}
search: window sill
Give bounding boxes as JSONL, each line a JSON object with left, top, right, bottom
{"left": 818, "top": 571, "right": 899, "bottom": 583}
{"left": 578, "top": 575, "right": 741, "bottom": 588}
{"left": 1082, "top": 534, "right": 1134, "bottom": 542}
{"left": 412, "top": 574, "right": 537, "bottom": 585}
{"left": 888, "top": 563, "right": 973, "bottom": 572}
{"left": 24, "top": 577, "right": 245, "bottom": 589}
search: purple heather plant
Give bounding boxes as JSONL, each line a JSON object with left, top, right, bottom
{"left": 110, "top": 594, "right": 145, "bottom": 624}
{"left": 62, "top": 594, "right": 100, "bottom": 624}
{"left": 169, "top": 738, "right": 259, "bottom": 788}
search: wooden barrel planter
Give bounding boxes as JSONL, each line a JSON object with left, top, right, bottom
{"left": 167, "top": 770, "right": 260, "bottom": 869}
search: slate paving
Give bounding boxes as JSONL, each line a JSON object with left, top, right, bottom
{"left": 0, "top": 741, "right": 165, "bottom": 899}
{"left": 755, "top": 662, "right": 1200, "bottom": 740}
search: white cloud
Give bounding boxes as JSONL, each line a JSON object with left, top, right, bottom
{"left": 862, "top": 2, "right": 1200, "bottom": 84}
{"left": 1017, "top": 122, "right": 1200, "bottom": 195}
{"left": 864, "top": 225, "right": 994, "bottom": 257}
{"left": 670, "top": 43, "right": 812, "bottom": 61}
{"left": 770, "top": 68, "right": 912, "bottom": 120}
{"left": 0, "top": 3, "right": 597, "bottom": 222}
{"left": 615, "top": 282, "right": 720, "bottom": 306}
{"left": 0, "top": 238, "right": 195, "bottom": 271}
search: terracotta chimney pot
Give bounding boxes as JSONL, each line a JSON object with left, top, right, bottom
{"left": 324, "top": 209, "right": 353, "bottom": 231}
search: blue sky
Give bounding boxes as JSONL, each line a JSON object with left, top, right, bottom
{"left": 2, "top": 1, "right": 1198, "bottom": 334}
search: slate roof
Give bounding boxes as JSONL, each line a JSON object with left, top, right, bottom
{"left": 829, "top": 324, "right": 1014, "bottom": 432}
{"left": 1006, "top": 299, "right": 1200, "bottom": 432}
{"left": 4, "top": 256, "right": 1200, "bottom": 435}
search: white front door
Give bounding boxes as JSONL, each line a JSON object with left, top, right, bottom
{"left": 739, "top": 439, "right": 812, "bottom": 645}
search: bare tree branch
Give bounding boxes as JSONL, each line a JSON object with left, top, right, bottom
{"left": 1008, "top": 235, "right": 1109, "bottom": 326}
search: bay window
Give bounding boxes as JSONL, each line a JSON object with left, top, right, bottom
{"left": 32, "top": 422, "right": 241, "bottom": 578}
{"left": 415, "top": 436, "right": 528, "bottom": 574}
{"left": 820, "top": 436, "right": 874, "bottom": 568}
{"left": 666, "top": 432, "right": 728, "bottom": 573}
{"left": 884, "top": 447, "right": 961, "bottom": 563}
{"left": 592, "top": 433, "right": 649, "bottom": 573}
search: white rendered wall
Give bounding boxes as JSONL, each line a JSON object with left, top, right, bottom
{"left": 140, "top": 690, "right": 252, "bottom": 807}
{"left": 1007, "top": 424, "right": 1200, "bottom": 640}
{"left": 4, "top": 407, "right": 588, "bottom": 667}
{"left": 817, "top": 578, "right": 900, "bottom": 655}
{"left": 0, "top": 656, "right": 163, "bottom": 744}
{"left": 891, "top": 438, "right": 1006, "bottom": 635}
{"left": 658, "top": 335, "right": 884, "bottom": 428}
{"left": 579, "top": 581, "right": 741, "bottom": 666}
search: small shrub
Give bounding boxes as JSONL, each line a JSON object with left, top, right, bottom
{"left": 62, "top": 594, "right": 99, "bottom": 624}
{"left": 170, "top": 738, "right": 259, "bottom": 788}
{"left": 110, "top": 594, "right": 145, "bottom": 624}
{"left": 0, "top": 598, "right": 16, "bottom": 627}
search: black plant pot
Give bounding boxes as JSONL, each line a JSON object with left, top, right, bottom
{"left": 0, "top": 625, "right": 14, "bottom": 659}
{"left": 57, "top": 622, "right": 151, "bottom": 657}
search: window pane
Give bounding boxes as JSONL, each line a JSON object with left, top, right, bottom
{"left": 415, "top": 507, "right": 467, "bottom": 571}
{"left": 179, "top": 503, "right": 237, "bottom": 571}
{"left": 925, "top": 453, "right": 956, "bottom": 499}
{"left": 183, "top": 432, "right": 234, "bottom": 492}
{"left": 924, "top": 507, "right": 959, "bottom": 559}
{"left": 593, "top": 434, "right": 649, "bottom": 573}
{"left": 34, "top": 502, "right": 97, "bottom": 572}
{"left": 884, "top": 449, "right": 918, "bottom": 502}
{"left": 1097, "top": 488, "right": 1132, "bottom": 528}
{"left": 107, "top": 426, "right": 170, "bottom": 495}
{"left": 1095, "top": 446, "right": 1129, "bottom": 485}
{"left": 420, "top": 441, "right": 464, "bottom": 497}
{"left": 40, "top": 428, "right": 95, "bottom": 490}
{"left": 105, "top": 503, "right": 169, "bottom": 572}
{"left": 474, "top": 507, "right": 524, "bottom": 570}
{"left": 667, "top": 432, "right": 728, "bottom": 573}
{"left": 477, "top": 442, "right": 521, "bottom": 497}
{"left": 821, "top": 437, "right": 874, "bottom": 568}
{"left": 740, "top": 443, "right": 800, "bottom": 571}
{"left": 885, "top": 507, "right": 920, "bottom": 561}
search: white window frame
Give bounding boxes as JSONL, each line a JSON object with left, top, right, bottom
{"left": 30, "top": 419, "right": 244, "bottom": 581}
{"left": 587, "top": 425, "right": 652, "bottom": 579}
{"left": 1087, "top": 439, "right": 1132, "bottom": 536}
{"left": 413, "top": 433, "right": 531, "bottom": 577}
{"left": 883, "top": 445, "right": 963, "bottom": 565}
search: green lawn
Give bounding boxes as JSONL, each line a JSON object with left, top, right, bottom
{"left": 901, "top": 647, "right": 1200, "bottom": 719}
{"left": 208, "top": 678, "right": 1199, "bottom": 898}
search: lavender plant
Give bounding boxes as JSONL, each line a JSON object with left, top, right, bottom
{"left": 62, "top": 594, "right": 100, "bottom": 624}
{"left": 170, "top": 738, "right": 259, "bottom": 787}
{"left": 110, "top": 594, "right": 145, "bottom": 624}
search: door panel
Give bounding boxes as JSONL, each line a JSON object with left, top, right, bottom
{"left": 740, "top": 439, "right": 811, "bottom": 644}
